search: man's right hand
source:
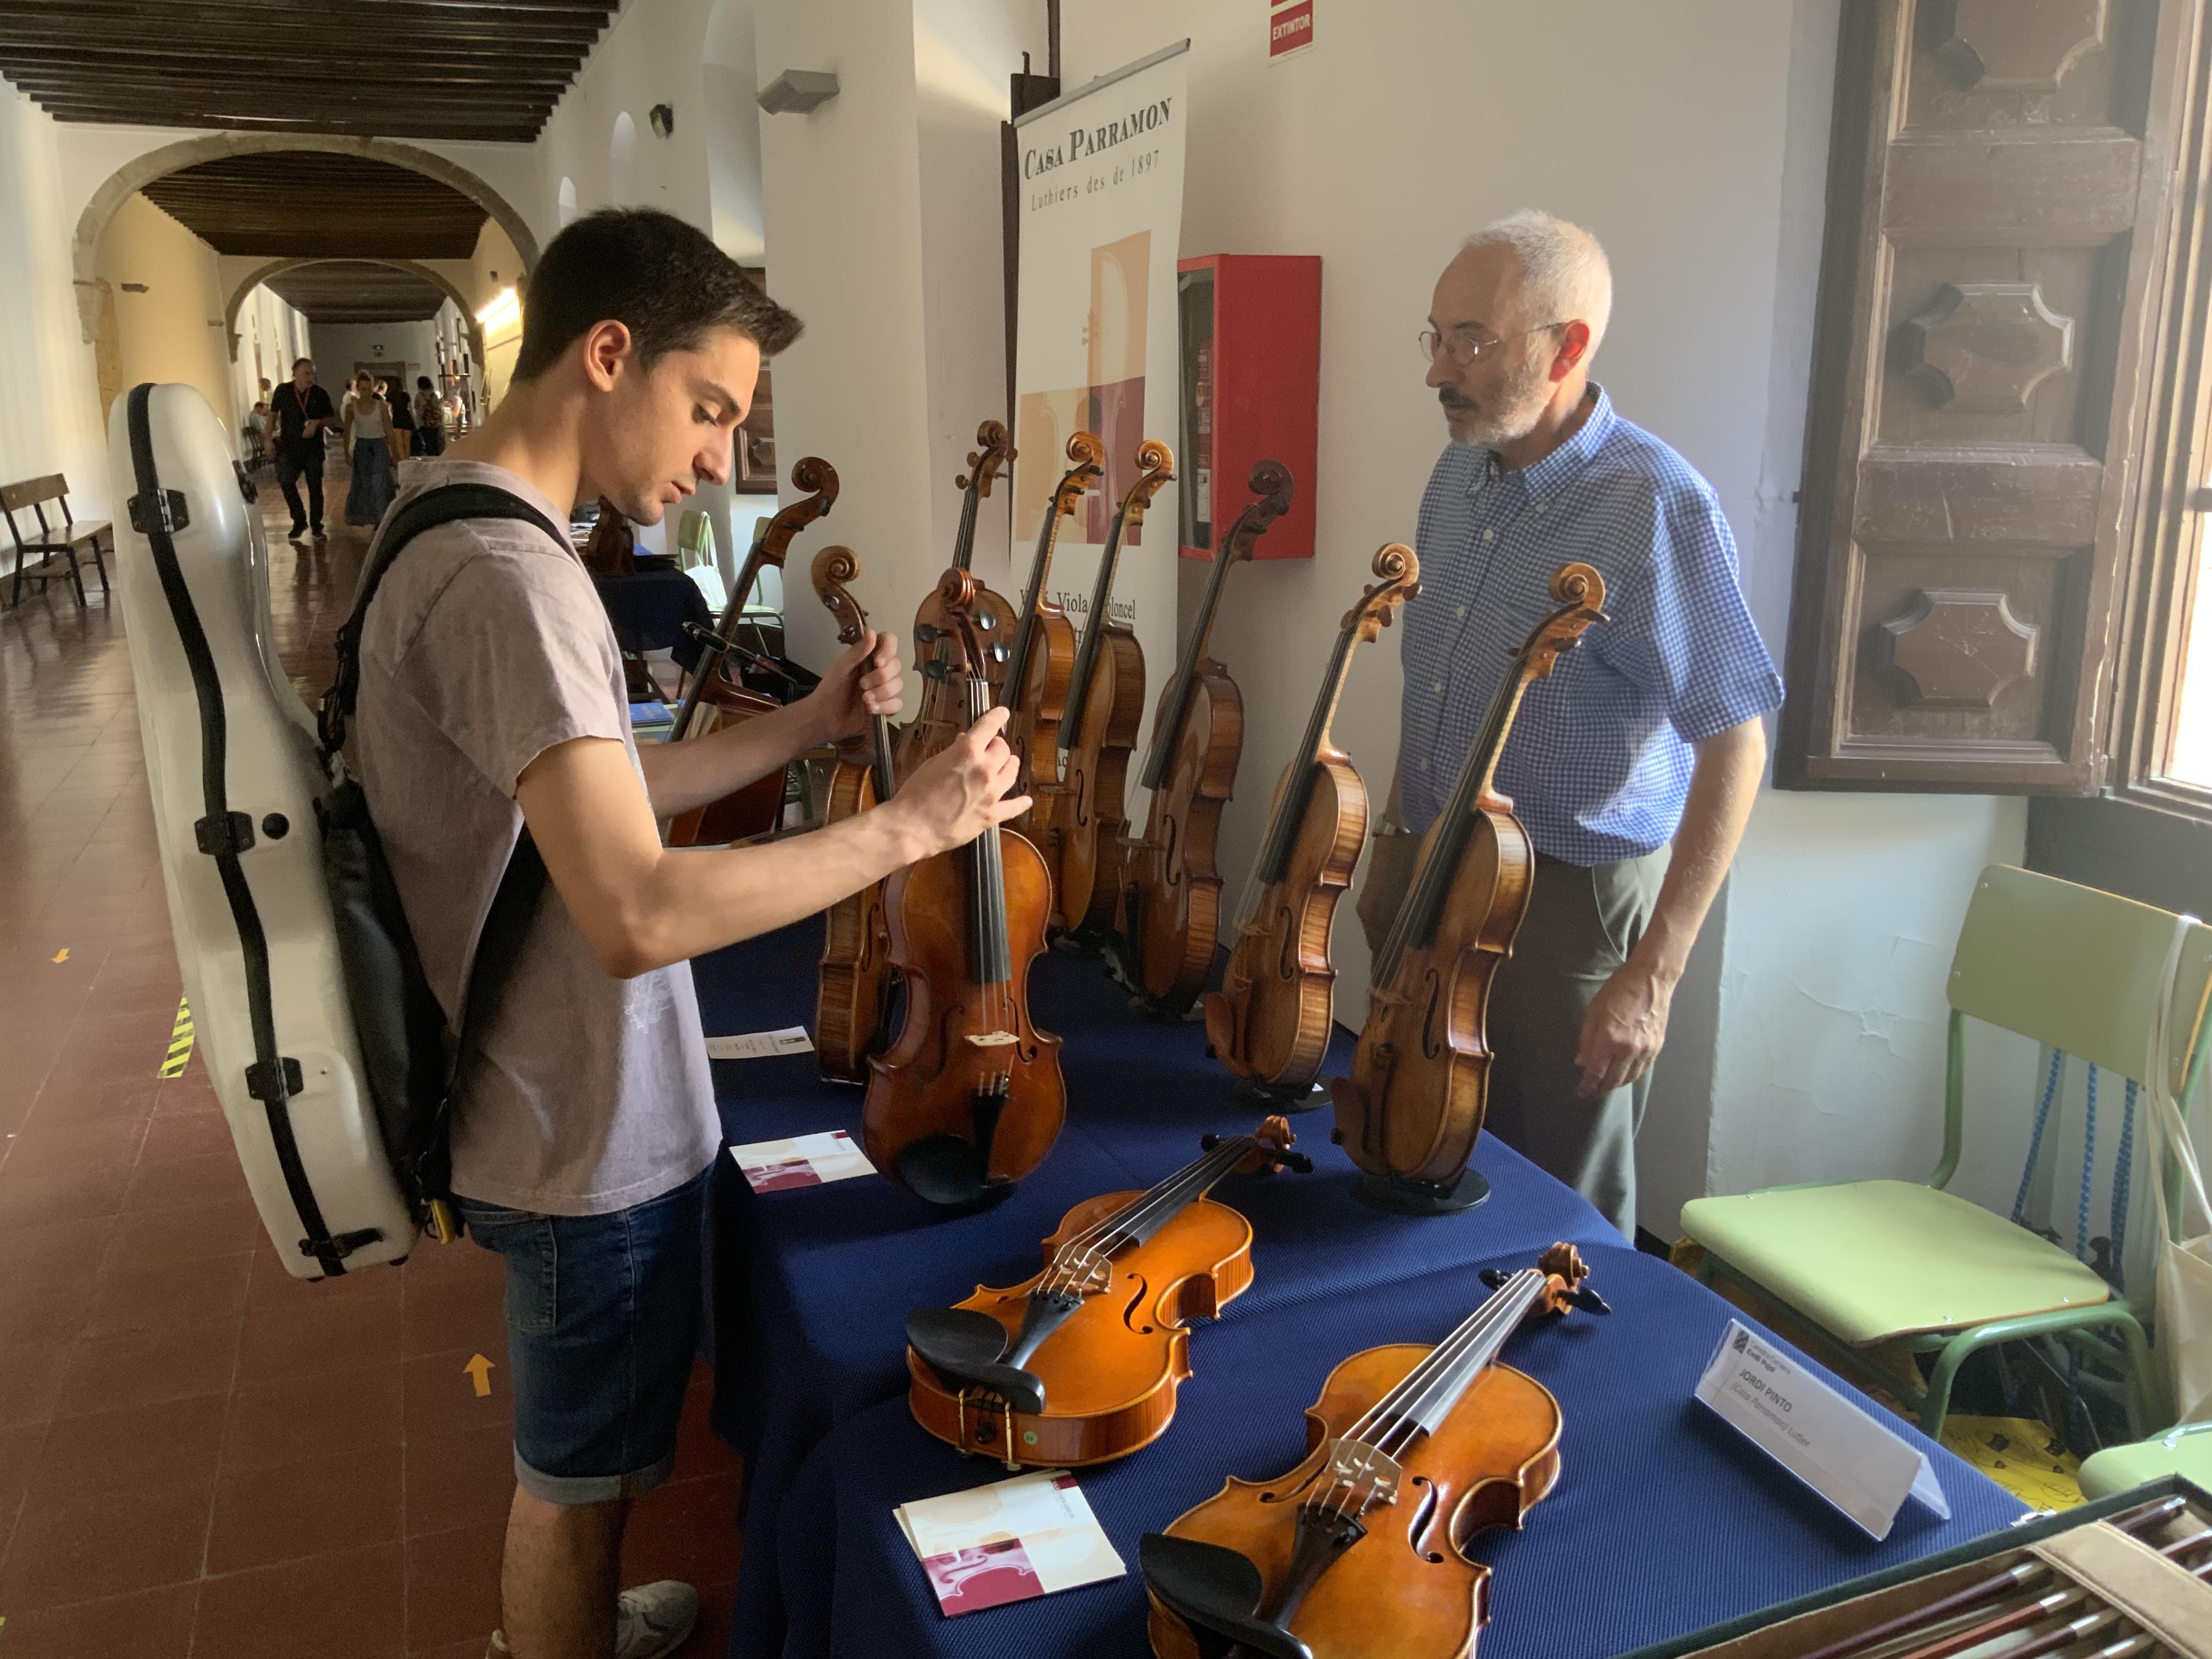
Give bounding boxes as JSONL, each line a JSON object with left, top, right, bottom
{"left": 891, "top": 706, "right": 1029, "bottom": 859}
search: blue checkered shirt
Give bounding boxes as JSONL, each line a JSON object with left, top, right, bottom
{"left": 1398, "top": 386, "right": 1781, "bottom": 865}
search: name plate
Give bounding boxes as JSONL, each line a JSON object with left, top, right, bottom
{"left": 1695, "top": 1319, "right": 1949, "bottom": 1541}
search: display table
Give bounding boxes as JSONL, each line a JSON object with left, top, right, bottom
{"left": 770, "top": 1247, "right": 2028, "bottom": 1659}
{"left": 688, "top": 925, "right": 2024, "bottom": 1657}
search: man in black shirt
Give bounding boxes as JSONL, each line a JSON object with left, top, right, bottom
{"left": 268, "top": 356, "right": 336, "bottom": 539}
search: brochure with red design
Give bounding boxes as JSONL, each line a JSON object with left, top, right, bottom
{"left": 894, "top": 1469, "right": 1124, "bottom": 1617}
{"left": 727, "top": 1130, "right": 874, "bottom": 1192}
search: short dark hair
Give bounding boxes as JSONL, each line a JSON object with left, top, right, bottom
{"left": 512, "top": 208, "right": 802, "bottom": 382}
{"left": 416, "top": 375, "right": 432, "bottom": 390}
{"left": 292, "top": 357, "right": 312, "bottom": 371}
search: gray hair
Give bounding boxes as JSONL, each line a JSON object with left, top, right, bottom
{"left": 1464, "top": 208, "right": 1612, "bottom": 357}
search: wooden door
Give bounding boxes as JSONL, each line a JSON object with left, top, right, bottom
{"left": 1779, "top": 0, "right": 2195, "bottom": 792}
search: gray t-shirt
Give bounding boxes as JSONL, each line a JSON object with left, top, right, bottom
{"left": 349, "top": 458, "right": 718, "bottom": 1216}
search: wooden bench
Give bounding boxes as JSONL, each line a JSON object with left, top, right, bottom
{"left": 3, "top": 474, "right": 111, "bottom": 608}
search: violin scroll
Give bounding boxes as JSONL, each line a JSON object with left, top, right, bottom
{"left": 1341, "top": 544, "right": 1423, "bottom": 646}
{"left": 1121, "top": 439, "right": 1177, "bottom": 524}
{"left": 810, "top": 545, "right": 868, "bottom": 645}
{"left": 1521, "top": 562, "right": 1609, "bottom": 681}
{"left": 1218, "top": 460, "right": 1295, "bottom": 566}
{"left": 955, "top": 419, "right": 1014, "bottom": 494}
{"left": 1479, "top": 1242, "right": 1612, "bottom": 1317}
{"left": 788, "top": 453, "right": 840, "bottom": 504}
{"left": 1057, "top": 431, "right": 1108, "bottom": 512}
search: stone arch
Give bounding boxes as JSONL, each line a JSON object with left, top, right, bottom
{"left": 72, "top": 132, "right": 540, "bottom": 346}
{"left": 221, "top": 256, "right": 488, "bottom": 376}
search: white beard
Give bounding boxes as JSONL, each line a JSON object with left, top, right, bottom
{"left": 1447, "top": 347, "right": 1551, "bottom": 448}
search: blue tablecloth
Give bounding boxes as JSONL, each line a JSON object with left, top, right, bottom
{"left": 691, "top": 923, "right": 1627, "bottom": 1654}
{"left": 769, "top": 1245, "right": 2028, "bottom": 1659}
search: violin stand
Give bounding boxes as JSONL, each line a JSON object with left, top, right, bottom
{"left": 1352, "top": 1167, "right": 1490, "bottom": 1215}
{"left": 1231, "top": 1076, "right": 1330, "bottom": 1116}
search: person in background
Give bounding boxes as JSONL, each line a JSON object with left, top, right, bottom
{"left": 385, "top": 374, "right": 417, "bottom": 466}
{"left": 268, "top": 356, "right": 334, "bottom": 540}
{"left": 1359, "top": 208, "right": 1778, "bottom": 1241}
{"left": 243, "top": 400, "right": 270, "bottom": 468}
{"left": 344, "top": 370, "right": 396, "bottom": 527}
{"left": 413, "top": 374, "right": 447, "bottom": 456}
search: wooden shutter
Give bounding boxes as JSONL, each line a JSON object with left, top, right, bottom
{"left": 1778, "top": 0, "right": 2194, "bottom": 793}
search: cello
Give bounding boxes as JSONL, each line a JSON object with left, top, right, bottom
{"left": 864, "top": 568, "right": 1065, "bottom": 1207}
{"left": 1115, "top": 460, "right": 1294, "bottom": 1017}
{"left": 1053, "top": 438, "right": 1174, "bottom": 939}
{"left": 1140, "top": 1242, "right": 1607, "bottom": 1659}
{"left": 1329, "top": 565, "right": 1606, "bottom": 1214}
{"left": 905, "top": 1117, "right": 1310, "bottom": 1470}
{"left": 1002, "top": 431, "right": 1104, "bottom": 844}
{"left": 1205, "top": 545, "right": 1421, "bottom": 1108}
{"left": 664, "top": 456, "right": 839, "bottom": 845}
{"left": 811, "top": 545, "right": 901, "bottom": 1084}
{"left": 899, "top": 420, "right": 1017, "bottom": 775}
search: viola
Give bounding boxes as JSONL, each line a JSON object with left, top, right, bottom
{"left": 1205, "top": 545, "right": 1420, "bottom": 1105}
{"left": 1002, "top": 431, "right": 1105, "bottom": 848}
{"left": 1141, "top": 1242, "right": 1607, "bottom": 1659}
{"left": 1116, "top": 461, "right": 1294, "bottom": 1016}
{"left": 899, "top": 420, "right": 1017, "bottom": 776}
{"left": 1328, "top": 565, "right": 1606, "bottom": 1213}
{"left": 811, "top": 545, "right": 901, "bottom": 1084}
{"left": 906, "top": 1117, "right": 1310, "bottom": 1470}
{"left": 864, "top": 568, "right": 1065, "bottom": 1207}
{"left": 1053, "top": 438, "right": 1174, "bottom": 939}
{"left": 664, "top": 457, "right": 838, "bottom": 846}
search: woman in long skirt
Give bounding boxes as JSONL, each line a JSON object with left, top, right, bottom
{"left": 343, "top": 371, "right": 396, "bottom": 526}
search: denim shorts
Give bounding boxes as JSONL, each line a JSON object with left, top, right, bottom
{"left": 455, "top": 1165, "right": 710, "bottom": 1505}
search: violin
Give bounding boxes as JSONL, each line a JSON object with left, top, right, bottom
{"left": 899, "top": 420, "right": 1017, "bottom": 776}
{"left": 1053, "top": 438, "right": 1174, "bottom": 939}
{"left": 1328, "top": 565, "right": 1606, "bottom": 1212}
{"left": 1002, "top": 432, "right": 1105, "bottom": 847}
{"left": 811, "top": 545, "right": 901, "bottom": 1084}
{"left": 664, "top": 457, "right": 838, "bottom": 846}
{"left": 1205, "top": 546, "right": 1420, "bottom": 1105}
{"left": 906, "top": 1117, "right": 1310, "bottom": 1470}
{"left": 864, "top": 568, "right": 1065, "bottom": 1207}
{"left": 1141, "top": 1242, "right": 1607, "bottom": 1659}
{"left": 1116, "top": 461, "right": 1294, "bottom": 1016}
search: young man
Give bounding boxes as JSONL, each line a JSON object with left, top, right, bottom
{"left": 268, "top": 356, "right": 335, "bottom": 539}
{"left": 1359, "top": 209, "right": 1779, "bottom": 1241}
{"left": 346, "top": 208, "right": 1029, "bottom": 1659}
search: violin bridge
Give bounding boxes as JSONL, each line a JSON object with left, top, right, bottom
{"left": 963, "top": 1031, "right": 1019, "bottom": 1048}
{"left": 1322, "top": 1438, "right": 1403, "bottom": 1507}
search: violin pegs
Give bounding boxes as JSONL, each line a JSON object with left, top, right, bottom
{"left": 1200, "top": 1133, "right": 1223, "bottom": 1153}
{"left": 923, "top": 661, "right": 949, "bottom": 681}
{"left": 915, "top": 622, "right": 943, "bottom": 643}
{"left": 1279, "top": 1151, "right": 1314, "bottom": 1175}
{"left": 1570, "top": 1285, "right": 1612, "bottom": 1316}
{"left": 1480, "top": 1268, "right": 1509, "bottom": 1290}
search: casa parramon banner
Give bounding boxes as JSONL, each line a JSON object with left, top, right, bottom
{"left": 1011, "top": 40, "right": 1189, "bottom": 784}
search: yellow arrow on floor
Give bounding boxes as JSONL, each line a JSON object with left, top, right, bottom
{"left": 464, "top": 1353, "right": 495, "bottom": 1398}
{"left": 50, "top": 947, "right": 67, "bottom": 963}
{"left": 158, "top": 996, "right": 195, "bottom": 1080}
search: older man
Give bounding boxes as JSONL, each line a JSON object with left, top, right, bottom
{"left": 1358, "top": 210, "right": 1779, "bottom": 1239}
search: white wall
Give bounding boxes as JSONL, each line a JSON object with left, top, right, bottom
{"left": 309, "top": 320, "right": 439, "bottom": 386}
{"left": 228, "top": 280, "right": 314, "bottom": 441}
{"left": 704, "top": 0, "right": 768, "bottom": 259}
{"left": 0, "top": 81, "right": 109, "bottom": 556}
{"left": 99, "top": 193, "right": 238, "bottom": 435}
{"left": 1054, "top": 0, "right": 2029, "bottom": 1235}
{"left": 535, "top": 0, "right": 718, "bottom": 232}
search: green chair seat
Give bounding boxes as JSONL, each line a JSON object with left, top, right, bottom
{"left": 1682, "top": 1179, "right": 2113, "bottom": 1346}
{"left": 2076, "top": 1423, "right": 2212, "bottom": 1500}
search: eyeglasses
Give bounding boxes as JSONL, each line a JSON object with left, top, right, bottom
{"left": 1418, "top": 321, "right": 1565, "bottom": 366}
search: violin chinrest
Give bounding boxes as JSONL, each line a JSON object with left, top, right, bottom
{"left": 1139, "top": 1534, "right": 1314, "bottom": 1659}
{"left": 897, "top": 1135, "right": 1012, "bottom": 1211}
{"left": 906, "top": 1307, "right": 1049, "bottom": 1415}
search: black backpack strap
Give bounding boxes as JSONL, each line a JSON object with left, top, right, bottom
{"left": 125, "top": 383, "right": 356, "bottom": 1274}
{"left": 315, "top": 479, "right": 569, "bottom": 1221}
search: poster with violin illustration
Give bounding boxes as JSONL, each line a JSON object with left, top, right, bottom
{"left": 1011, "top": 39, "right": 1189, "bottom": 773}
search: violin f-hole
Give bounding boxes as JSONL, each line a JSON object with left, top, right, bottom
{"left": 1120, "top": 1274, "right": 1154, "bottom": 1335}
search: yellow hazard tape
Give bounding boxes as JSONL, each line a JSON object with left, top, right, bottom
{"left": 158, "top": 996, "right": 195, "bottom": 1079}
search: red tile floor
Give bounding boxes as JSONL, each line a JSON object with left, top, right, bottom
{"left": 0, "top": 454, "right": 740, "bottom": 1656}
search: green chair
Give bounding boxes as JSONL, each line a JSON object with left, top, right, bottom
{"left": 1680, "top": 864, "right": 2212, "bottom": 1440}
{"left": 676, "top": 507, "right": 715, "bottom": 571}
{"left": 2078, "top": 1420, "right": 2212, "bottom": 1498}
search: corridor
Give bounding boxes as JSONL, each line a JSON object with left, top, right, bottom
{"left": 0, "top": 455, "right": 739, "bottom": 1658}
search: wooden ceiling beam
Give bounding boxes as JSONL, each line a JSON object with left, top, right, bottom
{"left": 0, "top": 41, "right": 588, "bottom": 73}
{"left": 46, "top": 108, "right": 543, "bottom": 142}
{"left": 7, "top": 59, "right": 575, "bottom": 89}
{"left": 0, "top": 16, "right": 603, "bottom": 49}
{"left": 14, "top": 73, "right": 561, "bottom": 104}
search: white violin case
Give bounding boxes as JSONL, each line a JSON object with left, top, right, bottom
{"left": 111, "top": 382, "right": 414, "bottom": 1279}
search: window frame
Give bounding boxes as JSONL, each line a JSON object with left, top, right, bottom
{"left": 2109, "top": 0, "right": 2212, "bottom": 821}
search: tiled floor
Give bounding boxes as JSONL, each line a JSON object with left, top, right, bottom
{"left": 0, "top": 455, "right": 740, "bottom": 1656}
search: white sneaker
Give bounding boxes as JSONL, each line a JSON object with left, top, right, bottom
{"left": 485, "top": 1581, "right": 699, "bottom": 1659}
